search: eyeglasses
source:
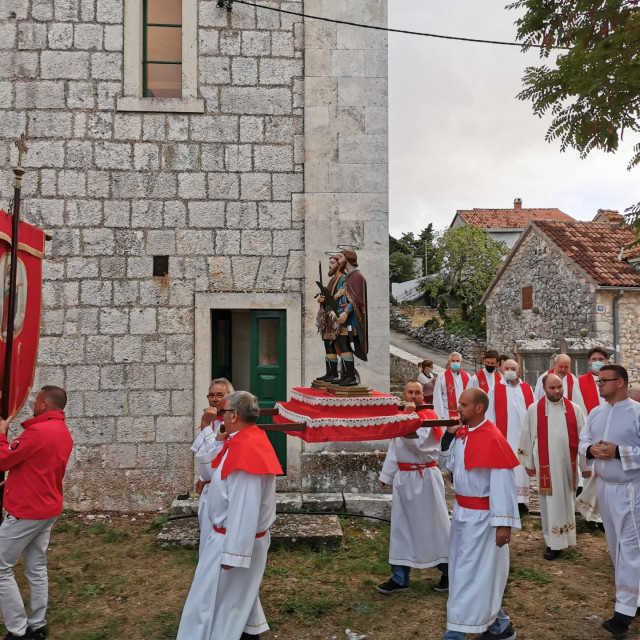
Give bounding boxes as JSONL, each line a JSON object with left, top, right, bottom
{"left": 596, "top": 378, "right": 621, "bottom": 386}
{"left": 207, "top": 393, "right": 226, "bottom": 399}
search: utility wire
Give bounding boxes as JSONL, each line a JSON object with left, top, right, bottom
{"left": 233, "top": 0, "right": 570, "bottom": 50}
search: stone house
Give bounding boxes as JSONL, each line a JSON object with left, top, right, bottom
{"left": 1, "top": 0, "right": 390, "bottom": 509}
{"left": 450, "top": 198, "right": 574, "bottom": 249}
{"left": 482, "top": 218, "right": 640, "bottom": 385}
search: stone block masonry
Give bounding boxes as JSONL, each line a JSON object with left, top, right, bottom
{"left": 2, "top": 0, "right": 307, "bottom": 510}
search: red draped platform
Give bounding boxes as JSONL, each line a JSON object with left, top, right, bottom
{"left": 273, "top": 387, "right": 422, "bottom": 443}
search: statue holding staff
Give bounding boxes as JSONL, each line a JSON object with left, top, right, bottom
{"left": 314, "top": 254, "right": 345, "bottom": 383}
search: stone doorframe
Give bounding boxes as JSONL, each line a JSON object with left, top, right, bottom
{"left": 194, "top": 291, "right": 303, "bottom": 491}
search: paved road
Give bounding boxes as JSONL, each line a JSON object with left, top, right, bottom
{"left": 390, "top": 329, "right": 476, "bottom": 371}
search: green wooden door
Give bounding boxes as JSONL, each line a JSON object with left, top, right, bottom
{"left": 211, "top": 310, "right": 232, "bottom": 380}
{"left": 250, "top": 310, "right": 287, "bottom": 472}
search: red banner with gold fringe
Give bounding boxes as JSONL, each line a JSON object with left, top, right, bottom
{"left": 0, "top": 211, "right": 45, "bottom": 419}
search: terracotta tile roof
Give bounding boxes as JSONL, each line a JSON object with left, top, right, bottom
{"left": 593, "top": 209, "right": 624, "bottom": 223}
{"left": 534, "top": 220, "right": 640, "bottom": 287}
{"left": 622, "top": 243, "right": 640, "bottom": 261}
{"left": 457, "top": 208, "right": 574, "bottom": 229}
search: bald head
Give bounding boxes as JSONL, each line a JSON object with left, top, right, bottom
{"left": 457, "top": 387, "right": 489, "bottom": 427}
{"left": 543, "top": 373, "right": 564, "bottom": 402}
{"left": 553, "top": 354, "right": 571, "bottom": 378}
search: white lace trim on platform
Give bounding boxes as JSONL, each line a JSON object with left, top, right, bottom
{"left": 290, "top": 389, "right": 401, "bottom": 407}
{"left": 276, "top": 405, "right": 419, "bottom": 429}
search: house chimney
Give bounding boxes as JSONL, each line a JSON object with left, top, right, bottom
{"left": 514, "top": 198, "right": 522, "bottom": 211}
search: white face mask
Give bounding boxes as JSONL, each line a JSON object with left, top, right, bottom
{"left": 503, "top": 370, "right": 518, "bottom": 381}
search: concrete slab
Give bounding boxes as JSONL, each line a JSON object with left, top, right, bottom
{"left": 170, "top": 494, "right": 199, "bottom": 517}
{"left": 271, "top": 513, "right": 343, "bottom": 549}
{"left": 301, "top": 492, "right": 344, "bottom": 512}
{"left": 157, "top": 516, "right": 199, "bottom": 548}
{"left": 275, "top": 492, "right": 303, "bottom": 511}
{"left": 344, "top": 493, "right": 392, "bottom": 520}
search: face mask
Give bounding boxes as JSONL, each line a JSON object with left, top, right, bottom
{"left": 450, "top": 362, "right": 461, "bottom": 372}
{"left": 504, "top": 370, "right": 518, "bottom": 381}
{"left": 485, "top": 365, "right": 496, "bottom": 373}
{"left": 591, "top": 361, "right": 605, "bottom": 372}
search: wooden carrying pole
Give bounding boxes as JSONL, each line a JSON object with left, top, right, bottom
{"left": 0, "top": 137, "right": 27, "bottom": 517}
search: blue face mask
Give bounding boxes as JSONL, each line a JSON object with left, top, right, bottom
{"left": 591, "top": 361, "right": 605, "bottom": 372}
{"left": 450, "top": 362, "right": 461, "bottom": 372}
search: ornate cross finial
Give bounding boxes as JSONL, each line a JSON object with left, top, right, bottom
{"left": 15, "top": 134, "right": 28, "bottom": 167}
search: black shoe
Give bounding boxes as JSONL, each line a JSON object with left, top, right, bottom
{"left": 240, "top": 633, "right": 260, "bottom": 640}
{"left": 518, "top": 503, "right": 529, "bottom": 516}
{"left": 477, "top": 623, "right": 517, "bottom": 640}
{"left": 543, "top": 547, "right": 562, "bottom": 560}
{"left": 433, "top": 574, "right": 449, "bottom": 592}
{"left": 4, "top": 633, "right": 27, "bottom": 639}
{"left": 337, "top": 376, "right": 358, "bottom": 386}
{"left": 27, "top": 628, "right": 47, "bottom": 640}
{"left": 376, "top": 578, "right": 408, "bottom": 595}
{"left": 602, "top": 612, "right": 633, "bottom": 638}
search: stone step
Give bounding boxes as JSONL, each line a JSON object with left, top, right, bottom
{"left": 157, "top": 513, "right": 343, "bottom": 550}
{"left": 169, "top": 491, "right": 391, "bottom": 519}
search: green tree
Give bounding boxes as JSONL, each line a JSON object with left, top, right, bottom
{"left": 389, "top": 251, "right": 416, "bottom": 283}
{"left": 389, "top": 223, "right": 441, "bottom": 275}
{"left": 424, "top": 226, "right": 509, "bottom": 329}
{"left": 509, "top": 0, "right": 640, "bottom": 230}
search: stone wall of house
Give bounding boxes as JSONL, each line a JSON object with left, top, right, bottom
{"left": 595, "top": 290, "right": 640, "bottom": 385}
{"left": 485, "top": 231, "right": 597, "bottom": 355}
{"left": 1, "top": 0, "right": 307, "bottom": 510}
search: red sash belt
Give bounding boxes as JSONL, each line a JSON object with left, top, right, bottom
{"left": 203, "top": 481, "right": 211, "bottom": 485}
{"left": 455, "top": 494, "right": 490, "bottom": 510}
{"left": 397, "top": 461, "right": 437, "bottom": 477}
{"left": 213, "top": 525, "right": 267, "bottom": 538}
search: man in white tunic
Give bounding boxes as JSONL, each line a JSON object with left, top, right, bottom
{"left": 178, "top": 391, "right": 283, "bottom": 640}
{"left": 440, "top": 388, "right": 520, "bottom": 640}
{"left": 519, "top": 373, "right": 589, "bottom": 560}
{"left": 470, "top": 349, "right": 501, "bottom": 394}
{"left": 433, "top": 352, "right": 470, "bottom": 420}
{"left": 575, "top": 347, "right": 608, "bottom": 526}
{"left": 579, "top": 364, "right": 640, "bottom": 638}
{"left": 487, "top": 359, "right": 535, "bottom": 514}
{"left": 377, "top": 380, "right": 450, "bottom": 595}
{"left": 534, "top": 353, "right": 584, "bottom": 407}
{"left": 191, "top": 378, "right": 234, "bottom": 554}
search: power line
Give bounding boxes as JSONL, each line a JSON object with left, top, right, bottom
{"left": 233, "top": 0, "right": 570, "bottom": 50}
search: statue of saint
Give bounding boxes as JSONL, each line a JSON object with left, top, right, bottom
{"left": 314, "top": 254, "right": 345, "bottom": 383}
{"left": 333, "top": 249, "right": 368, "bottom": 386}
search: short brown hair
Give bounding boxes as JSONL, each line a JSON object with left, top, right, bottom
{"left": 420, "top": 360, "right": 434, "bottom": 369}
{"left": 587, "top": 347, "right": 608, "bottom": 360}
{"left": 485, "top": 350, "right": 499, "bottom": 360}
{"left": 40, "top": 386, "right": 67, "bottom": 410}
{"left": 600, "top": 364, "right": 628, "bottom": 386}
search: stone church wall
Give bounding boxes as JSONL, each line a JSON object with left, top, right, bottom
{"left": 1, "top": 0, "right": 307, "bottom": 509}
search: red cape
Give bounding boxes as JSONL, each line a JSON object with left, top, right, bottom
{"left": 461, "top": 420, "right": 519, "bottom": 470}
{"left": 212, "top": 425, "right": 283, "bottom": 480}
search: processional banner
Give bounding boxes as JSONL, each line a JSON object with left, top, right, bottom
{"left": 0, "top": 211, "right": 46, "bottom": 419}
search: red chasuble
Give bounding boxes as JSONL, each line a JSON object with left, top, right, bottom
{"left": 547, "top": 369, "right": 574, "bottom": 401}
{"left": 578, "top": 372, "right": 601, "bottom": 414}
{"left": 444, "top": 369, "right": 470, "bottom": 418}
{"left": 212, "top": 425, "right": 283, "bottom": 479}
{"left": 476, "top": 369, "right": 501, "bottom": 393}
{"left": 455, "top": 420, "right": 519, "bottom": 470}
{"left": 494, "top": 381, "right": 534, "bottom": 438}
{"left": 535, "top": 398, "right": 578, "bottom": 495}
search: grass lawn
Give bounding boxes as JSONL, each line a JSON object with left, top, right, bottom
{"left": 0, "top": 510, "right": 622, "bottom": 640}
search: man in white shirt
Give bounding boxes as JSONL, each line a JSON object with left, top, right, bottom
{"left": 579, "top": 365, "right": 640, "bottom": 639}
{"left": 377, "top": 380, "right": 450, "bottom": 595}
{"left": 190, "top": 377, "right": 234, "bottom": 554}
{"left": 470, "top": 349, "right": 501, "bottom": 395}
{"left": 534, "top": 353, "right": 584, "bottom": 407}
{"left": 433, "top": 352, "right": 470, "bottom": 420}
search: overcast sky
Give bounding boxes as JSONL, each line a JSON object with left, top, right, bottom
{"left": 388, "top": 0, "right": 640, "bottom": 237}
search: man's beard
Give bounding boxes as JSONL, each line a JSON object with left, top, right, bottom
{"left": 328, "top": 264, "right": 338, "bottom": 276}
